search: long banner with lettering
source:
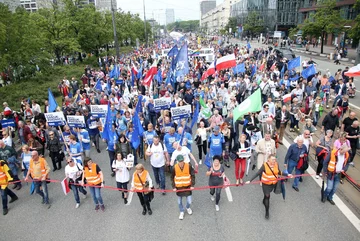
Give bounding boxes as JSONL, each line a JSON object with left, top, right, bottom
{"left": 170, "top": 105, "right": 192, "bottom": 120}
{"left": 45, "top": 112, "right": 66, "bottom": 126}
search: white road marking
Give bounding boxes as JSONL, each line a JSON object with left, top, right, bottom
{"left": 283, "top": 138, "right": 360, "bottom": 233}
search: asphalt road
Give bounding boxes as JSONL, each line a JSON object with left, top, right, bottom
{"left": 1, "top": 136, "right": 359, "bottom": 241}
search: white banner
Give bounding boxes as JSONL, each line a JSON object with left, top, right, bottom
{"left": 90, "top": 105, "right": 108, "bottom": 118}
{"left": 44, "top": 112, "right": 66, "bottom": 126}
{"left": 238, "top": 147, "right": 252, "bottom": 158}
{"left": 170, "top": 105, "right": 192, "bottom": 120}
{"left": 154, "top": 97, "right": 172, "bottom": 110}
{"left": 67, "top": 115, "right": 85, "bottom": 128}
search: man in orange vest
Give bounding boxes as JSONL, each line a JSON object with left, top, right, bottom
{"left": 322, "top": 144, "right": 350, "bottom": 205}
{"left": 171, "top": 155, "right": 195, "bottom": 220}
{"left": 25, "top": 151, "right": 51, "bottom": 208}
{"left": 0, "top": 160, "right": 18, "bottom": 215}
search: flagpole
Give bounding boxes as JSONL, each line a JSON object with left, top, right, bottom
{"left": 110, "top": 0, "right": 120, "bottom": 61}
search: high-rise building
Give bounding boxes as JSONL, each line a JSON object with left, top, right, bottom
{"left": 0, "top": 0, "right": 21, "bottom": 12}
{"left": 200, "top": 0, "right": 216, "bottom": 15}
{"left": 166, "top": 9, "right": 175, "bottom": 25}
{"left": 95, "top": 0, "right": 116, "bottom": 11}
{"left": 20, "top": 0, "right": 62, "bottom": 12}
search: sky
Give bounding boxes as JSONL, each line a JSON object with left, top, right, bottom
{"left": 116, "top": 0, "right": 224, "bottom": 25}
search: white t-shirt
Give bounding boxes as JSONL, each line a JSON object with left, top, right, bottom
{"left": 171, "top": 146, "right": 191, "bottom": 166}
{"left": 147, "top": 143, "right": 167, "bottom": 168}
{"left": 336, "top": 154, "right": 345, "bottom": 173}
{"left": 112, "top": 160, "right": 130, "bottom": 183}
{"left": 65, "top": 163, "right": 83, "bottom": 181}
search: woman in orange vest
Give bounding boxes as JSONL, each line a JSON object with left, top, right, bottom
{"left": 0, "top": 160, "right": 19, "bottom": 215}
{"left": 322, "top": 144, "right": 350, "bottom": 205}
{"left": 131, "top": 163, "right": 153, "bottom": 215}
{"left": 246, "top": 154, "right": 292, "bottom": 219}
{"left": 82, "top": 158, "right": 105, "bottom": 211}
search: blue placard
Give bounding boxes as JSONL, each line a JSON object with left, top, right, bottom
{"left": 1, "top": 119, "right": 15, "bottom": 128}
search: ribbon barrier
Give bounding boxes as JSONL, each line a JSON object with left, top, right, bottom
{"left": 9, "top": 173, "right": 316, "bottom": 194}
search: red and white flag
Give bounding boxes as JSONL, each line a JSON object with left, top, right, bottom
{"left": 216, "top": 53, "right": 236, "bottom": 71}
{"left": 206, "top": 61, "right": 216, "bottom": 76}
{"left": 270, "top": 62, "right": 277, "bottom": 71}
{"left": 61, "top": 178, "right": 70, "bottom": 195}
{"left": 131, "top": 63, "right": 138, "bottom": 76}
{"left": 282, "top": 93, "right": 291, "bottom": 103}
{"left": 142, "top": 61, "right": 157, "bottom": 86}
{"left": 259, "top": 63, "right": 265, "bottom": 72}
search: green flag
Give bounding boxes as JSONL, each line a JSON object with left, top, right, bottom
{"left": 199, "top": 96, "right": 212, "bottom": 119}
{"left": 233, "top": 88, "right": 262, "bottom": 121}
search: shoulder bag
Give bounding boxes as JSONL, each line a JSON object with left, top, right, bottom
{"left": 136, "top": 173, "right": 154, "bottom": 201}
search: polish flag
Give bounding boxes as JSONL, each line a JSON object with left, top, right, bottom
{"left": 270, "top": 62, "right": 277, "bottom": 71}
{"left": 131, "top": 63, "right": 138, "bottom": 76}
{"left": 61, "top": 178, "right": 70, "bottom": 195}
{"left": 142, "top": 61, "right": 157, "bottom": 86}
{"left": 215, "top": 54, "right": 236, "bottom": 71}
{"left": 282, "top": 93, "right": 291, "bottom": 103}
{"left": 206, "top": 61, "right": 216, "bottom": 76}
{"left": 201, "top": 71, "right": 208, "bottom": 81}
{"left": 259, "top": 63, "right": 265, "bottom": 71}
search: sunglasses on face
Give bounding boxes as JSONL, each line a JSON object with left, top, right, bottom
{"left": 67, "top": 160, "right": 73, "bottom": 164}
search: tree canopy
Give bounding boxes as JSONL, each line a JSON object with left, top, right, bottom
{"left": 0, "top": 0, "right": 150, "bottom": 81}
{"left": 243, "top": 12, "right": 265, "bottom": 37}
{"left": 167, "top": 20, "right": 199, "bottom": 32}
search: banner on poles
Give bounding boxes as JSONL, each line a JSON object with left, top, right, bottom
{"left": 1, "top": 119, "right": 15, "bottom": 128}
{"left": 170, "top": 105, "right": 192, "bottom": 120}
{"left": 154, "top": 97, "right": 172, "bottom": 110}
{"left": 44, "top": 112, "right": 66, "bottom": 126}
{"left": 67, "top": 115, "right": 85, "bottom": 128}
{"left": 90, "top": 105, "right": 108, "bottom": 118}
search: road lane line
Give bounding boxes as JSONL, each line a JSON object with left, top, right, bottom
{"left": 283, "top": 138, "right": 360, "bottom": 233}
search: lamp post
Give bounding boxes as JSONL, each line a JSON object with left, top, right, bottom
{"left": 110, "top": 0, "right": 120, "bottom": 61}
{"left": 342, "top": 25, "right": 351, "bottom": 54}
{"left": 143, "top": 0, "right": 147, "bottom": 47}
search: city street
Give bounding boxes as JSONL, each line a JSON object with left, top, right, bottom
{"left": 1, "top": 137, "right": 359, "bottom": 241}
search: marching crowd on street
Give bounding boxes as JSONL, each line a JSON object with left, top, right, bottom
{"left": 0, "top": 36, "right": 358, "bottom": 220}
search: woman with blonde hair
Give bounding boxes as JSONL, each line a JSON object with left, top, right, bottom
{"left": 131, "top": 163, "right": 154, "bottom": 215}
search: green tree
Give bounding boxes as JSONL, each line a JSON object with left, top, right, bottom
{"left": 349, "top": 0, "right": 360, "bottom": 44}
{"left": 300, "top": 0, "right": 344, "bottom": 54}
{"left": 243, "top": 12, "right": 264, "bottom": 38}
{"left": 223, "top": 17, "right": 237, "bottom": 35}
{"left": 167, "top": 20, "right": 199, "bottom": 32}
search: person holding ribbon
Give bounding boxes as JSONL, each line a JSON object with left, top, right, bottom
{"left": 206, "top": 155, "right": 224, "bottom": 212}
{"left": 131, "top": 163, "right": 153, "bottom": 215}
{"left": 65, "top": 157, "right": 87, "bottom": 209}
{"left": 246, "top": 154, "right": 292, "bottom": 219}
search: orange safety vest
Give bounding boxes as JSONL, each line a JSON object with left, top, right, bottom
{"left": 84, "top": 163, "right": 102, "bottom": 185}
{"left": 328, "top": 149, "right": 349, "bottom": 173}
{"left": 174, "top": 163, "right": 191, "bottom": 188}
{"left": 29, "top": 157, "right": 48, "bottom": 179}
{"left": 261, "top": 162, "right": 279, "bottom": 185}
{"left": 133, "top": 170, "right": 148, "bottom": 190}
{"left": 0, "top": 160, "right": 13, "bottom": 189}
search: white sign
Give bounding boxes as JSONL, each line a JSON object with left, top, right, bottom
{"left": 44, "top": 112, "right": 66, "bottom": 126}
{"left": 170, "top": 105, "right": 192, "bottom": 120}
{"left": 274, "top": 31, "right": 282, "bottom": 38}
{"left": 90, "top": 105, "right": 108, "bottom": 118}
{"left": 238, "top": 148, "right": 252, "bottom": 158}
{"left": 154, "top": 97, "right": 172, "bottom": 110}
{"left": 126, "top": 154, "right": 134, "bottom": 168}
{"left": 67, "top": 115, "right": 85, "bottom": 128}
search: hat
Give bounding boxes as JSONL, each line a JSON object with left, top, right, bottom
{"left": 214, "top": 126, "right": 220, "bottom": 131}
{"left": 176, "top": 155, "right": 184, "bottom": 162}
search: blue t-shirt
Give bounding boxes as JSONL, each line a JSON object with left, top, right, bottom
{"left": 79, "top": 130, "right": 90, "bottom": 151}
{"left": 144, "top": 130, "right": 158, "bottom": 145}
{"left": 208, "top": 133, "right": 225, "bottom": 156}
{"left": 164, "top": 133, "right": 180, "bottom": 154}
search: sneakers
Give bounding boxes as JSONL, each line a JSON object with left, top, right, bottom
{"left": 328, "top": 199, "right": 336, "bottom": 205}
{"left": 95, "top": 205, "right": 100, "bottom": 211}
{"left": 199, "top": 160, "right": 202, "bottom": 165}
{"left": 186, "top": 208, "right": 192, "bottom": 215}
{"left": 100, "top": 204, "right": 105, "bottom": 211}
{"left": 215, "top": 205, "right": 219, "bottom": 212}
{"left": 210, "top": 195, "right": 215, "bottom": 202}
{"left": 319, "top": 173, "right": 323, "bottom": 177}
{"left": 315, "top": 175, "right": 319, "bottom": 179}
{"left": 75, "top": 203, "right": 80, "bottom": 209}
{"left": 179, "top": 212, "right": 184, "bottom": 220}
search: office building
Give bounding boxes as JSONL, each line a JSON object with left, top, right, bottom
{"left": 0, "top": 0, "right": 21, "bottom": 12}
{"left": 95, "top": 0, "right": 116, "bottom": 11}
{"left": 20, "top": 0, "right": 38, "bottom": 12}
{"left": 201, "top": 0, "right": 241, "bottom": 34}
{"left": 166, "top": 9, "right": 175, "bottom": 25}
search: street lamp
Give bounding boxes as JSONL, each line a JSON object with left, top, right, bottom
{"left": 342, "top": 25, "right": 351, "bottom": 53}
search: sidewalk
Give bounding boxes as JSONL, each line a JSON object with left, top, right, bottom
{"left": 294, "top": 44, "right": 357, "bottom": 61}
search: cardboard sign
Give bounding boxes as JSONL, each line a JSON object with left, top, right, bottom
{"left": 1, "top": 119, "right": 15, "bottom": 128}
{"left": 44, "top": 112, "right": 66, "bottom": 126}
{"left": 170, "top": 105, "right": 192, "bottom": 120}
{"left": 67, "top": 115, "right": 85, "bottom": 128}
{"left": 90, "top": 105, "right": 108, "bottom": 118}
{"left": 154, "top": 97, "right": 172, "bottom": 110}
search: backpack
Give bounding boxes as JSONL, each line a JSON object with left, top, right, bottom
{"left": 150, "top": 142, "right": 165, "bottom": 152}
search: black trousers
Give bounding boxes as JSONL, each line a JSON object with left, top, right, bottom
{"left": 137, "top": 192, "right": 150, "bottom": 209}
{"left": 197, "top": 141, "right": 207, "bottom": 160}
{"left": 49, "top": 151, "right": 61, "bottom": 169}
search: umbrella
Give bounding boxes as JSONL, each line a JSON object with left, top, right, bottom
{"left": 321, "top": 179, "right": 325, "bottom": 202}
{"left": 280, "top": 180, "right": 286, "bottom": 200}
{"left": 344, "top": 64, "right": 360, "bottom": 77}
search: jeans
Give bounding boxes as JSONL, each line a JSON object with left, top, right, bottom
{"left": 313, "top": 111, "right": 320, "bottom": 126}
{"left": 290, "top": 115, "right": 299, "bottom": 129}
{"left": 89, "top": 186, "right": 103, "bottom": 205}
{"left": 149, "top": 115, "right": 157, "bottom": 127}
{"left": 1, "top": 187, "right": 17, "bottom": 210}
{"left": 178, "top": 195, "right": 192, "bottom": 212}
{"left": 287, "top": 159, "right": 301, "bottom": 188}
{"left": 139, "top": 137, "right": 144, "bottom": 157}
{"left": 34, "top": 180, "right": 49, "bottom": 204}
{"left": 152, "top": 165, "right": 165, "bottom": 190}
{"left": 333, "top": 95, "right": 342, "bottom": 107}
{"left": 324, "top": 172, "right": 341, "bottom": 201}
{"left": 90, "top": 133, "right": 100, "bottom": 150}
{"left": 70, "top": 184, "right": 87, "bottom": 204}
{"left": 132, "top": 148, "right": 138, "bottom": 165}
